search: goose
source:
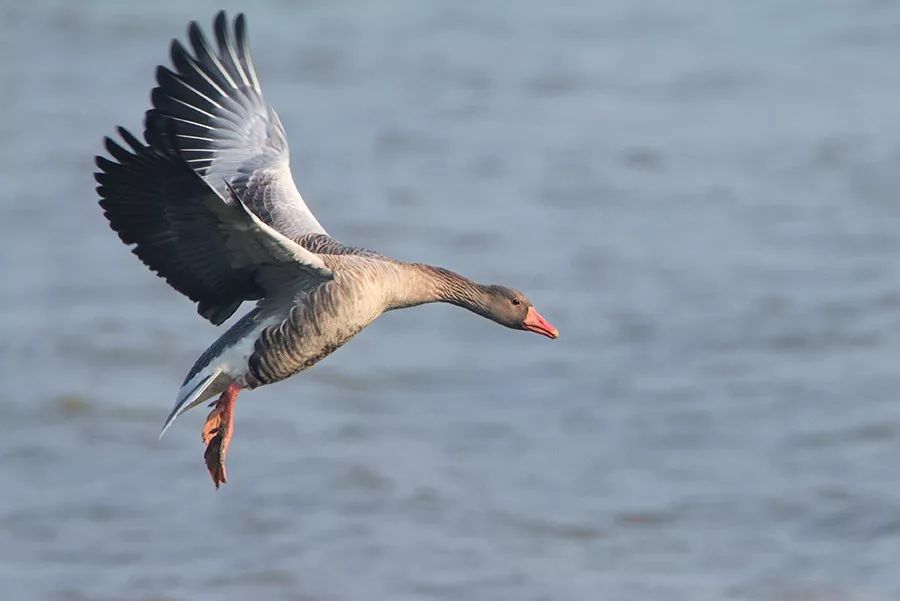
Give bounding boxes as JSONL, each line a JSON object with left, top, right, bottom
{"left": 95, "top": 11, "right": 558, "bottom": 488}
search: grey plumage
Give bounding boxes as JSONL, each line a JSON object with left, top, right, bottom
{"left": 147, "top": 11, "right": 326, "bottom": 239}
{"left": 96, "top": 12, "right": 558, "bottom": 472}
{"left": 95, "top": 126, "right": 331, "bottom": 325}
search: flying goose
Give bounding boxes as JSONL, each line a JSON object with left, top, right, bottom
{"left": 95, "top": 11, "right": 558, "bottom": 488}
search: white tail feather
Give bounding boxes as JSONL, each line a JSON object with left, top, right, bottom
{"left": 159, "top": 369, "right": 222, "bottom": 439}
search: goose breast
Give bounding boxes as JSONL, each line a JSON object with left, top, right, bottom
{"left": 244, "top": 256, "right": 395, "bottom": 387}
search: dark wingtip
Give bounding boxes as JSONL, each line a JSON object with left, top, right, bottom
{"left": 214, "top": 10, "right": 228, "bottom": 35}
{"left": 104, "top": 134, "right": 137, "bottom": 164}
{"left": 213, "top": 10, "right": 234, "bottom": 57}
{"left": 156, "top": 64, "right": 173, "bottom": 87}
{"left": 234, "top": 13, "right": 247, "bottom": 45}
{"left": 95, "top": 154, "right": 116, "bottom": 172}
{"left": 117, "top": 126, "right": 144, "bottom": 152}
{"left": 150, "top": 87, "right": 166, "bottom": 109}
{"left": 103, "top": 136, "right": 123, "bottom": 158}
{"left": 188, "top": 20, "right": 206, "bottom": 53}
{"left": 170, "top": 38, "right": 188, "bottom": 67}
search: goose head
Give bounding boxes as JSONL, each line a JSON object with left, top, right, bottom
{"left": 483, "top": 286, "right": 559, "bottom": 339}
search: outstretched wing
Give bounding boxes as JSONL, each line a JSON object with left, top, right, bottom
{"left": 95, "top": 126, "right": 332, "bottom": 325}
{"left": 145, "top": 10, "right": 327, "bottom": 240}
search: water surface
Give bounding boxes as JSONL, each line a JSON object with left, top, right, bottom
{"left": 3, "top": 1, "right": 900, "bottom": 600}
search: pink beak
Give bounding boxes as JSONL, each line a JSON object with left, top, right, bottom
{"left": 522, "top": 306, "right": 559, "bottom": 339}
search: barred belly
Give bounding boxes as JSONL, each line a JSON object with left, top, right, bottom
{"left": 242, "top": 269, "right": 384, "bottom": 389}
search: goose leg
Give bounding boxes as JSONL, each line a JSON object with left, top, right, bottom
{"left": 202, "top": 380, "right": 242, "bottom": 489}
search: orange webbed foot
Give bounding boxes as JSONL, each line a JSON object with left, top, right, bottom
{"left": 202, "top": 381, "right": 242, "bottom": 489}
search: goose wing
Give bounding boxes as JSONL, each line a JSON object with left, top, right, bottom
{"left": 145, "top": 11, "right": 327, "bottom": 240}
{"left": 95, "top": 127, "right": 332, "bottom": 325}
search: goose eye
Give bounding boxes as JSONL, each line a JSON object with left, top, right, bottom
{"left": 511, "top": 298, "right": 521, "bottom": 306}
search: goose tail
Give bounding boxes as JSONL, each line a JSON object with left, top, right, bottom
{"left": 159, "top": 369, "right": 224, "bottom": 439}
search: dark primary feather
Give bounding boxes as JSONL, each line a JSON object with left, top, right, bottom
{"left": 94, "top": 127, "right": 331, "bottom": 325}
{"left": 145, "top": 10, "right": 327, "bottom": 240}
{"left": 95, "top": 128, "right": 262, "bottom": 324}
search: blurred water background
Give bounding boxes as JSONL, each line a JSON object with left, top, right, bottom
{"left": 4, "top": 1, "right": 900, "bottom": 600}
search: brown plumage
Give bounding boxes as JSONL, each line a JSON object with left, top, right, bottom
{"left": 95, "top": 11, "right": 558, "bottom": 488}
